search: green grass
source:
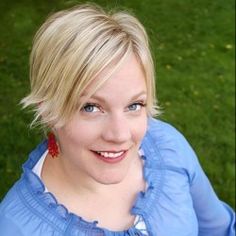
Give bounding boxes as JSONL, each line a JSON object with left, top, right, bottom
{"left": 0, "top": 0, "right": 235, "bottom": 209}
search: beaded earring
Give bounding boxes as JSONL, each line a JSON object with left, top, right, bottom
{"left": 47, "top": 132, "right": 59, "bottom": 158}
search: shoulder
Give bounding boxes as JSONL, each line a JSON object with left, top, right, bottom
{"left": 0, "top": 181, "right": 26, "bottom": 235}
{"left": 147, "top": 117, "right": 188, "bottom": 144}
{"left": 143, "top": 118, "right": 199, "bottom": 179}
{"left": 0, "top": 212, "right": 24, "bottom": 236}
{"left": 0, "top": 176, "right": 60, "bottom": 236}
{"left": 0, "top": 180, "right": 21, "bottom": 213}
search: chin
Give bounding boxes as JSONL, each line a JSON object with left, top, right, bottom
{"left": 89, "top": 150, "right": 137, "bottom": 185}
{"left": 99, "top": 179, "right": 124, "bottom": 185}
{"left": 94, "top": 171, "right": 128, "bottom": 185}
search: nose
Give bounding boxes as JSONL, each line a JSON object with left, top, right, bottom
{"left": 102, "top": 113, "right": 131, "bottom": 144}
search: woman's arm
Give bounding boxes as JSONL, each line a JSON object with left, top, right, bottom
{"left": 189, "top": 156, "right": 235, "bottom": 236}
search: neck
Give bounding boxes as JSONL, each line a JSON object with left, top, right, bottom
{"left": 41, "top": 152, "right": 144, "bottom": 198}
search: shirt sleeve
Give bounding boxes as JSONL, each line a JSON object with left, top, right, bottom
{"left": 188, "top": 141, "right": 235, "bottom": 235}
{"left": 147, "top": 118, "right": 235, "bottom": 235}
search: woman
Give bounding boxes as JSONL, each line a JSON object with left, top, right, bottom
{"left": 0, "top": 3, "right": 234, "bottom": 236}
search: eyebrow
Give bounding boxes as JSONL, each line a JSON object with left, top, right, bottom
{"left": 88, "top": 91, "right": 147, "bottom": 104}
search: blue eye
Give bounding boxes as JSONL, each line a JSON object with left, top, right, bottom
{"left": 82, "top": 104, "right": 100, "bottom": 113}
{"left": 128, "top": 102, "right": 145, "bottom": 111}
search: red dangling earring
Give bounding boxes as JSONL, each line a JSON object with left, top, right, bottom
{"left": 47, "top": 132, "right": 59, "bottom": 158}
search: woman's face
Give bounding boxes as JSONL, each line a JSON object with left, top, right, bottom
{"left": 56, "top": 53, "right": 148, "bottom": 185}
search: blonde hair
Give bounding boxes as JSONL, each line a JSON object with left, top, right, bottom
{"left": 21, "top": 3, "right": 160, "bottom": 128}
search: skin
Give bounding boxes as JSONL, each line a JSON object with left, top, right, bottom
{"left": 42, "top": 53, "right": 148, "bottom": 230}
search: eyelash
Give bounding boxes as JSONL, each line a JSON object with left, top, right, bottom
{"left": 81, "top": 103, "right": 102, "bottom": 113}
{"left": 127, "top": 101, "right": 146, "bottom": 111}
{"left": 81, "top": 101, "right": 146, "bottom": 113}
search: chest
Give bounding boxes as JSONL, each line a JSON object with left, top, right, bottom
{"left": 70, "top": 196, "right": 137, "bottom": 231}
{"left": 57, "top": 176, "right": 146, "bottom": 232}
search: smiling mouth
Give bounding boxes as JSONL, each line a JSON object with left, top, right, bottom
{"left": 94, "top": 150, "right": 125, "bottom": 159}
{"left": 91, "top": 150, "right": 128, "bottom": 163}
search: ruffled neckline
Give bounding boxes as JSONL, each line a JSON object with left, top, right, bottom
{"left": 21, "top": 129, "right": 164, "bottom": 235}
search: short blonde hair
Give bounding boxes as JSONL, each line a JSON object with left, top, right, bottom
{"left": 21, "top": 3, "right": 160, "bottom": 128}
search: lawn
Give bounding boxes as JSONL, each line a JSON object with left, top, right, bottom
{"left": 0, "top": 0, "right": 235, "bottom": 209}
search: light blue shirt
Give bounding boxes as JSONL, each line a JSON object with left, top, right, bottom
{"left": 0, "top": 118, "right": 235, "bottom": 235}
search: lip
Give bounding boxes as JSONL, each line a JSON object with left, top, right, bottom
{"left": 91, "top": 150, "right": 128, "bottom": 164}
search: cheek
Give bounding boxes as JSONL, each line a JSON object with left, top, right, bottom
{"left": 132, "top": 115, "right": 148, "bottom": 142}
{"left": 57, "top": 121, "right": 102, "bottom": 149}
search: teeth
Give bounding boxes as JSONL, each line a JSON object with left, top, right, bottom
{"left": 96, "top": 151, "right": 124, "bottom": 158}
